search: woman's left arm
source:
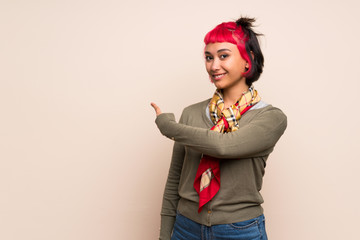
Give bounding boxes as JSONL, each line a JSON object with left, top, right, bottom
{"left": 154, "top": 107, "right": 287, "bottom": 159}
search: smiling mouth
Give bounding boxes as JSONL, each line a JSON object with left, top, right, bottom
{"left": 213, "top": 73, "right": 226, "bottom": 80}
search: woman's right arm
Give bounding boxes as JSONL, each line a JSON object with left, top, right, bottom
{"left": 159, "top": 141, "right": 185, "bottom": 240}
{"left": 157, "top": 106, "right": 188, "bottom": 240}
{"left": 152, "top": 102, "right": 182, "bottom": 239}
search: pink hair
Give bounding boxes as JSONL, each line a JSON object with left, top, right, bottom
{"left": 204, "top": 22, "right": 251, "bottom": 77}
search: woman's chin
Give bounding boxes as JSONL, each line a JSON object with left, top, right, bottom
{"left": 213, "top": 82, "right": 225, "bottom": 90}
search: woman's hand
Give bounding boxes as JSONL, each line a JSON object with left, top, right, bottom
{"left": 150, "top": 102, "right": 162, "bottom": 117}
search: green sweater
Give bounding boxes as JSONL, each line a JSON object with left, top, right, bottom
{"left": 155, "top": 99, "right": 287, "bottom": 240}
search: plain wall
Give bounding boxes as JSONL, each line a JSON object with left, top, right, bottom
{"left": 1, "top": 0, "right": 359, "bottom": 239}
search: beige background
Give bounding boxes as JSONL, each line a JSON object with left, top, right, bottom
{"left": 1, "top": 0, "right": 360, "bottom": 239}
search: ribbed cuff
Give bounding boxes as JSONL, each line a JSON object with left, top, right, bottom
{"left": 159, "top": 215, "right": 176, "bottom": 240}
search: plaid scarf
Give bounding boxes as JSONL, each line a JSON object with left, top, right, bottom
{"left": 193, "top": 86, "right": 261, "bottom": 212}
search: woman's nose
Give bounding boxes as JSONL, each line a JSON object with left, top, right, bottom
{"left": 211, "top": 59, "right": 220, "bottom": 71}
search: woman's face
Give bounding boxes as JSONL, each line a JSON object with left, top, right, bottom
{"left": 204, "top": 42, "right": 248, "bottom": 91}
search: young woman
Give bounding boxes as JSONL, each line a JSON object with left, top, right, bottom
{"left": 151, "top": 17, "right": 287, "bottom": 240}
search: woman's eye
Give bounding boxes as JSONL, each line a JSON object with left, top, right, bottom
{"left": 205, "top": 56, "right": 213, "bottom": 61}
{"left": 220, "top": 54, "right": 228, "bottom": 59}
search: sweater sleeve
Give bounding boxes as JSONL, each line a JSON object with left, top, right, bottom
{"left": 155, "top": 107, "right": 287, "bottom": 159}
{"left": 159, "top": 120, "right": 186, "bottom": 239}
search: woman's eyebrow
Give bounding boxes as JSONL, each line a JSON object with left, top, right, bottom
{"left": 217, "top": 48, "right": 231, "bottom": 53}
{"left": 205, "top": 49, "right": 232, "bottom": 55}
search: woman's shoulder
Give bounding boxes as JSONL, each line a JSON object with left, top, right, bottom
{"left": 258, "top": 104, "right": 286, "bottom": 118}
{"left": 178, "top": 99, "right": 212, "bottom": 125}
{"left": 182, "top": 98, "right": 211, "bottom": 115}
{"left": 247, "top": 103, "right": 287, "bottom": 127}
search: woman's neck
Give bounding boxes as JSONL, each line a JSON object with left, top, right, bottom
{"left": 222, "top": 83, "right": 249, "bottom": 108}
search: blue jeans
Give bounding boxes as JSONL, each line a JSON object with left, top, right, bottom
{"left": 171, "top": 213, "right": 267, "bottom": 240}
